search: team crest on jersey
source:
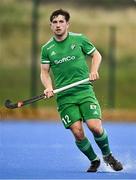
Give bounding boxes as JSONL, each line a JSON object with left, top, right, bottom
{"left": 71, "top": 44, "right": 76, "bottom": 50}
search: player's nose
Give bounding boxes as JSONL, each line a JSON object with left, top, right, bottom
{"left": 56, "top": 22, "right": 60, "bottom": 27}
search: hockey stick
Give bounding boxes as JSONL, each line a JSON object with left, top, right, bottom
{"left": 5, "top": 78, "right": 89, "bottom": 109}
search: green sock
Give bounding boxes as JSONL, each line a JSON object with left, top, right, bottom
{"left": 76, "top": 137, "right": 97, "bottom": 161}
{"left": 94, "top": 129, "right": 111, "bottom": 156}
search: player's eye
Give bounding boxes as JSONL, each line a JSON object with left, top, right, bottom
{"left": 52, "top": 20, "right": 57, "bottom": 24}
{"left": 59, "top": 20, "right": 64, "bottom": 23}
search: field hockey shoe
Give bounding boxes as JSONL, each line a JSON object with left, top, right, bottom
{"left": 103, "top": 153, "right": 123, "bottom": 171}
{"left": 87, "top": 159, "right": 101, "bottom": 172}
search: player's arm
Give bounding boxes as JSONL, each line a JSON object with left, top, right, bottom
{"left": 80, "top": 34, "right": 102, "bottom": 81}
{"left": 89, "top": 49, "right": 102, "bottom": 81}
{"left": 40, "top": 64, "right": 54, "bottom": 98}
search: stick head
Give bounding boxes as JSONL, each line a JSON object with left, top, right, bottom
{"left": 5, "top": 99, "right": 12, "bottom": 108}
{"left": 4, "top": 99, "right": 18, "bottom": 109}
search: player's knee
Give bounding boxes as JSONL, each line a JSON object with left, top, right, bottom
{"left": 90, "top": 124, "right": 103, "bottom": 135}
{"left": 92, "top": 128, "right": 103, "bottom": 136}
{"left": 72, "top": 127, "right": 85, "bottom": 141}
{"left": 87, "top": 120, "right": 103, "bottom": 135}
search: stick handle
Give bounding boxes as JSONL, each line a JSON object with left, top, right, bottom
{"left": 53, "top": 78, "right": 89, "bottom": 94}
{"left": 5, "top": 78, "right": 90, "bottom": 109}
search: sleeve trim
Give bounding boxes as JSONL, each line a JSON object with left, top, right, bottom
{"left": 87, "top": 47, "right": 96, "bottom": 55}
{"left": 41, "top": 59, "right": 50, "bottom": 64}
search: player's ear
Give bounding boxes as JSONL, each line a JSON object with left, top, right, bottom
{"left": 50, "top": 22, "right": 53, "bottom": 30}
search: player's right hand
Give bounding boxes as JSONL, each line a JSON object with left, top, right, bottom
{"left": 44, "top": 88, "right": 54, "bottom": 98}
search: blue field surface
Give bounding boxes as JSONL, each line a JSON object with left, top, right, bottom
{"left": 0, "top": 120, "right": 136, "bottom": 179}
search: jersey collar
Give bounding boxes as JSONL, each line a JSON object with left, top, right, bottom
{"left": 53, "top": 32, "right": 69, "bottom": 43}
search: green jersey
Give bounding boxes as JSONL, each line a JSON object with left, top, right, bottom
{"left": 41, "top": 32, "right": 96, "bottom": 106}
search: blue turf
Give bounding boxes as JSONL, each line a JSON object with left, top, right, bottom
{"left": 0, "top": 120, "right": 136, "bottom": 179}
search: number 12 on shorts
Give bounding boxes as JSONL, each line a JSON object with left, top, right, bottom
{"left": 62, "top": 115, "right": 71, "bottom": 125}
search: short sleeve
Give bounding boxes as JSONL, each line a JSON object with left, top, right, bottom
{"left": 40, "top": 46, "right": 50, "bottom": 64}
{"left": 81, "top": 35, "right": 96, "bottom": 55}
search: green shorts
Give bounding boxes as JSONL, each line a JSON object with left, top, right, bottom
{"left": 58, "top": 99, "right": 102, "bottom": 129}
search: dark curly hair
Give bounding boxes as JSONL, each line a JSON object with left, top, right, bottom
{"left": 50, "top": 9, "right": 70, "bottom": 22}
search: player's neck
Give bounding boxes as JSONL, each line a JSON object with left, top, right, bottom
{"left": 54, "top": 32, "right": 68, "bottom": 42}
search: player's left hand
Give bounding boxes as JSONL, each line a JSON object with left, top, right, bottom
{"left": 89, "top": 72, "right": 99, "bottom": 81}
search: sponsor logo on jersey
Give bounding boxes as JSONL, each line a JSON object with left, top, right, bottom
{"left": 54, "top": 56, "right": 76, "bottom": 64}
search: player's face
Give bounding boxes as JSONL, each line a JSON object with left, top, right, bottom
{"left": 50, "top": 15, "right": 69, "bottom": 37}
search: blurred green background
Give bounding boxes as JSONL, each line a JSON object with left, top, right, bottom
{"left": 0, "top": 0, "right": 136, "bottom": 118}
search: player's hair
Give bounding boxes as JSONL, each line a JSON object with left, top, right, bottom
{"left": 50, "top": 9, "right": 70, "bottom": 22}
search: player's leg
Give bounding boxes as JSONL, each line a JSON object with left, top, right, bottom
{"left": 79, "top": 101, "right": 111, "bottom": 155}
{"left": 86, "top": 119, "right": 111, "bottom": 156}
{"left": 58, "top": 104, "right": 100, "bottom": 172}
{"left": 70, "top": 121, "right": 99, "bottom": 159}
{"left": 69, "top": 121, "right": 100, "bottom": 172}
{"left": 80, "top": 101, "right": 123, "bottom": 171}
{"left": 86, "top": 119, "right": 123, "bottom": 171}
